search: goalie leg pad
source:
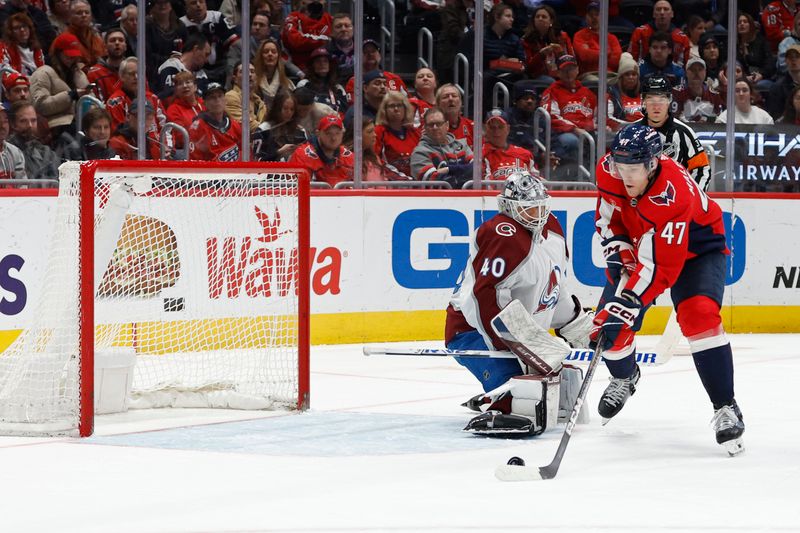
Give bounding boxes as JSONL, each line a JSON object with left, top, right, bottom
{"left": 491, "top": 299, "right": 571, "bottom": 375}
{"left": 463, "top": 374, "right": 560, "bottom": 436}
{"left": 559, "top": 365, "right": 589, "bottom": 424}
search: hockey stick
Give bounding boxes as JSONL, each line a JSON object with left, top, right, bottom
{"left": 653, "top": 308, "right": 682, "bottom": 362}
{"left": 494, "top": 334, "right": 607, "bottom": 482}
{"left": 362, "top": 346, "right": 665, "bottom": 366}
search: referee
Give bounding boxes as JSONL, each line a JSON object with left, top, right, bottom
{"left": 637, "top": 75, "right": 712, "bottom": 191}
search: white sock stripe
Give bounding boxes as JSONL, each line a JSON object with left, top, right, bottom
{"left": 688, "top": 332, "right": 729, "bottom": 353}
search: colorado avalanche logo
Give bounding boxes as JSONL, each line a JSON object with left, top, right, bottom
{"left": 495, "top": 222, "right": 516, "bottom": 237}
{"left": 535, "top": 266, "right": 561, "bottom": 314}
{"left": 649, "top": 181, "right": 676, "bottom": 206}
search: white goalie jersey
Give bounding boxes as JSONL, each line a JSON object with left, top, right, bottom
{"left": 445, "top": 212, "right": 580, "bottom": 351}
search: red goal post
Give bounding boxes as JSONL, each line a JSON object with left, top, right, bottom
{"left": 0, "top": 160, "right": 310, "bottom": 437}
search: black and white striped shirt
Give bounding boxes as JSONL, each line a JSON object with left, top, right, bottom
{"left": 638, "top": 115, "right": 711, "bottom": 191}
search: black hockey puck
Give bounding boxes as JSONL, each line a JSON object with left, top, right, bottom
{"left": 507, "top": 456, "right": 525, "bottom": 466}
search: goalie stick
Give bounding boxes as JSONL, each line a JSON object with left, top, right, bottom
{"left": 362, "top": 346, "right": 666, "bottom": 366}
{"left": 493, "top": 334, "right": 607, "bottom": 482}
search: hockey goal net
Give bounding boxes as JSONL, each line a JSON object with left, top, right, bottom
{"left": 0, "top": 160, "right": 310, "bottom": 437}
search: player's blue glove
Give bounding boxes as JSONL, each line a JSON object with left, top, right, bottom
{"left": 602, "top": 237, "right": 637, "bottom": 284}
{"left": 589, "top": 291, "right": 641, "bottom": 357}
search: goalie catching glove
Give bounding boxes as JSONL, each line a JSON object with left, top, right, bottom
{"left": 590, "top": 290, "right": 641, "bottom": 359}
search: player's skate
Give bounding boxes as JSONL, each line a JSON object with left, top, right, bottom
{"left": 711, "top": 400, "right": 745, "bottom": 456}
{"left": 598, "top": 364, "right": 640, "bottom": 425}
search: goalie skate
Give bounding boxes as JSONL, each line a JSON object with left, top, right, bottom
{"left": 711, "top": 400, "right": 745, "bottom": 457}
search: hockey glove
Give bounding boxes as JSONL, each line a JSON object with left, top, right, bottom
{"left": 589, "top": 291, "right": 641, "bottom": 357}
{"left": 445, "top": 162, "right": 473, "bottom": 178}
{"left": 602, "top": 237, "right": 637, "bottom": 285}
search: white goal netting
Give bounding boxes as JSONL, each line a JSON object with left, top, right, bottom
{"left": 0, "top": 161, "right": 308, "bottom": 436}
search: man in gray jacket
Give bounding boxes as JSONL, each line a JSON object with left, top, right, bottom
{"left": 7, "top": 101, "right": 59, "bottom": 185}
{"left": 0, "top": 106, "right": 26, "bottom": 186}
{"left": 410, "top": 107, "right": 474, "bottom": 188}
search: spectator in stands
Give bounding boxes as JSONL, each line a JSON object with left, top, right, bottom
{"left": 2, "top": 71, "right": 30, "bottom": 106}
{"left": 483, "top": 3, "right": 526, "bottom": 100}
{"left": 762, "top": 0, "right": 798, "bottom": 54}
{"left": 0, "top": 106, "right": 26, "bottom": 184}
{"left": 672, "top": 0, "right": 728, "bottom": 30}
{"left": 180, "top": 0, "right": 239, "bottom": 84}
{"left": 0, "top": 13, "right": 45, "bottom": 77}
{"left": 288, "top": 113, "right": 354, "bottom": 186}
{"left": 145, "top": 0, "right": 189, "bottom": 89}
{"left": 672, "top": 57, "right": 723, "bottom": 124}
{"left": 281, "top": 0, "right": 333, "bottom": 72}
{"left": 777, "top": 85, "right": 800, "bottom": 123}
{"left": 225, "top": 61, "right": 267, "bottom": 134}
{"left": 253, "top": 90, "right": 307, "bottom": 161}
{"left": 521, "top": 4, "right": 573, "bottom": 84}
{"left": 118, "top": 5, "right": 137, "bottom": 58}
{"left": 769, "top": 44, "right": 800, "bottom": 118}
{"left": 716, "top": 60, "right": 746, "bottom": 93}
{"left": 47, "top": 0, "right": 70, "bottom": 33}
{"left": 61, "top": 106, "right": 117, "bottom": 160}
{"left": 86, "top": 28, "right": 127, "bottom": 103}
{"left": 607, "top": 52, "right": 643, "bottom": 132}
{"left": 540, "top": 54, "right": 596, "bottom": 180}
{"left": 326, "top": 13, "right": 354, "bottom": 81}
{"left": 736, "top": 12, "right": 775, "bottom": 95}
{"left": 295, "top": 47, "right": 347, "bottom": 113}
{"left": 505, "top": 80, "right": 538, "bottom": 153}
{"left": 293, "top": 85, "right": 336, "bottom": 135}
{"left": 106, "top": 57, "right": 167, "bottom": 132}
{"left": 343, "top": 117, "right": 388, "bottom": 181}
{"left": 629, "top": 0, "right": 690, "bottom": 67}
{"left": 30, "top": 33, "right": 90, "bottom": 139}
{"left": 374, "top": 91, "right": 419, "bottom": 180}
{"left": 408, "top": 67, "right": 437, "bottom": 127}
{"left": 188, "top": 82, "right": 242, "bottom": 161}
{"left": 253, "top": 38, "right": 295, "bottom": 106}
{"left": 109, "top": 99, "right": 161, "bottom": 160}
{"left": 482, "top": 108, "right": 536, "bottom": 180}
{"left": 166, "top": 70, "right": 205, "bottom": 152}
{"left": 0, "top": 0, "right": 56, "bottom": 53}
{"left": 436, "top": 0, "right": 470, "bottom": 85}
{"left": 344, "top": 39, "right": 407, "bottom": 102}
{"left": 718, "top": 78, "right": 774, "bottom": 124}
{"left": 411, "top": 106, "right": 473, "bottom": 187}
{"left": 699, "top": 33, "right": 722, "bottom": 81}
{"left": 157, "top": 32, "right": 212, "bottom": 99}
{"left": 436, "top": 83, "right": 473, "bottom": 146}
{"left": 62, "top": 0, "right": 105, "bottom": 65}
{"left": 225, "top": 10, "right": 282, "bottom": 83}
{"left": 778, "top": 11, "right": 800, "bottom": 74}
{"left": 343, "top": 69, "right": 387, "bottom": 131}
{"left": 639, "top": 31, "right": 687, "bottom": 89}
{"left": 685, "top": 15, "right": 706, "bottom": 59}
{"left": 572, "top": 2, "right": 622, "bottom": 82}
{"left": 7, "top": 100, "right": 58, "bottom": 182}
{"left": 90, "top": 0, "right": 136, "bottom": 31}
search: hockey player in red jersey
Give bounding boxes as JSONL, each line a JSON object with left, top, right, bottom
{"left": 445, "top": 171, "right": 594, "bottom": 436}
{"left": 591, "top": 124, "right": 744, "bottom": 456}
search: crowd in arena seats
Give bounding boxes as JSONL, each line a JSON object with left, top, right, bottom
{"left": 0, "top": 0, "right": 798, "bottom": 189}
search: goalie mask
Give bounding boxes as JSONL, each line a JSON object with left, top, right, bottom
{"left": 497, "top": 171, "right": 551, "bottom": 233}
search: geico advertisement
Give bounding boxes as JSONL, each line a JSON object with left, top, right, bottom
{"left": 0, "top": 194, "right": 797, "bottom": 331}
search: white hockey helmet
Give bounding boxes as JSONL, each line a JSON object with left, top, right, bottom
{"left": 497, "top": 171, "right": 551, "bottom": 233}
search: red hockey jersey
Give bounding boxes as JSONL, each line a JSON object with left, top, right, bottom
{"left": 188, "top": 113, "right": 243, "bottom": 162}
{"left": 540, "top": 80, "right": 597, "bottom": 133}
{"left": 288, "top": 140, "right": 354, "bottom": 186}
{"left": 594, "top": 153, "right": 727, "bottom": 307}
{"left": 281, "top": 11, "right": 333, "bottom": 71}
{"left": 374, "top": 124, "right": 420, "bottom": 179}
{"left": 448, "top": 115, "right": 474, "bottom": 146}
{"left": 86, "top": 60, "right": 121, "bottom": 102}
{"left": 345, "top": 71, "right": 408, "bottom": 103}
{"left": 482, "top": 142, "right": 536, "bottom": 180}
{"left": 761, "top": 1, "right": 797, "bottom": 52}
{"left": 106, "top": 89, "right": 167, "bottom": 131}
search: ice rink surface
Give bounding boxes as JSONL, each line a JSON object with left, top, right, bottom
{"left": 2, "top": 334, "right": 799, "bottom": 533}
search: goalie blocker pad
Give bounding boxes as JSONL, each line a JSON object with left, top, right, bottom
{"left": 491, "top": 299, "right": 571, "bottom": 375}
{"left": 463, "top": 365, "right": 588, "bottom": 437}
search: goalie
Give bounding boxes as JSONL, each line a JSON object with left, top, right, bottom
{"left": 444, "top": 171, "right": 593, "bottom": 436}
